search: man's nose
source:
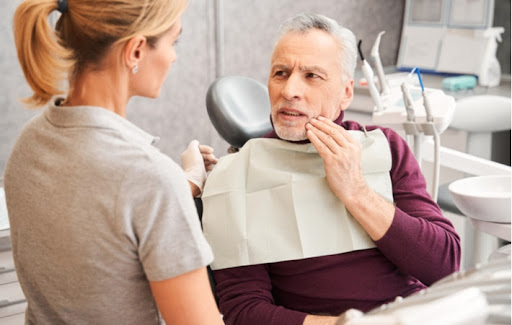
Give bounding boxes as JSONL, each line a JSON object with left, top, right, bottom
{"left": 281, "top": 74, "right": 303, "bottom": 100}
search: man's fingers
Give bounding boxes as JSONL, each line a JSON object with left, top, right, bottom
{"left": 306, "top": 126, "right": 337, "bottom": 155}
{"left": 307, "top": 120, "right": 340, "bottom": 154}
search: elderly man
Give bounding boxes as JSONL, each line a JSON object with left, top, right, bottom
{"left": 202, "top": 13, "right": 460, "bottom": 325}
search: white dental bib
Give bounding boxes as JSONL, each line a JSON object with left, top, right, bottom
{"left": 202, "top": 129, "right": 393, "bottom": 270}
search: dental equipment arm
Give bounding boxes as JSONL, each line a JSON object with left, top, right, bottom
{"left": 397, "top": 69, "right": 441, "bottom": 201}
{"left": 358, "top": 40, "right": 384, "bottom": 112}
{"left": 371, "top": 31, "right": 390, "bottom": 95}
{"left": 401, "top": 83, "right": 415, "bottom": 123}
{"left": 416, "top": 69, "right": 440, "bottom": 202}
{"left": 417, "top": 69, "right": 433, "bottom": 123}
{"left": 421, "top": 140, "right": 511, "bottom": 177}
{"left": 401, "top": 82, "right": 423, "bottom": 165}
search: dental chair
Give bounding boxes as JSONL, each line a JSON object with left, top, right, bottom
{"left": 203, "top": 76, "right": 511, "bottom": 324}
{"left": 206, "top": 75, "right": 272, "bottom": 150}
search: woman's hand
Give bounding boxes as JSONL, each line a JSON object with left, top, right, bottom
{"left": 181, "top": 140, "right": 218, "bottom": 197}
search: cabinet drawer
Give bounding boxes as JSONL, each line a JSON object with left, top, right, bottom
{"left": 0, "top": 282, "right": 25, "bottom": 309}
{"left": 0, "top": 301, "right": 25, "bottom": 320}
{"left": 0, "top": 271, "right": 17, "bottom": 287}
{"left": 0, "top": 307, "right": 25, "bottom": 325}
{"left": 0, "top": 252, "right": 13, "bottom": 271}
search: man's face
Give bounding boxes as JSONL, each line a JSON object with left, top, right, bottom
{"left": 268, "top": 29, "right": 353, "bottom": 141}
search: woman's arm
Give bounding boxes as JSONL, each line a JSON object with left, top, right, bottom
{"left": 150, "top": 267, "right": 224, "bottom": 325}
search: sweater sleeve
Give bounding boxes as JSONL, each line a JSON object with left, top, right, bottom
{"left": 213, "top": 264, "right": 308, "bottom": 325}
{"left": 374, "top": 127, "right": 461, "bottom": 285}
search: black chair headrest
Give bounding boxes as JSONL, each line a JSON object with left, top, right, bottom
{"left": 206, "top": 76, "right": 273, "bottom": 148}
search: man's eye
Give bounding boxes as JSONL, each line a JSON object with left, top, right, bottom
{"left": 274, "top": 71, "right": 286, "bottom": 77}
{"left": 306, "top": 72, "right": 319, "bottom": 79}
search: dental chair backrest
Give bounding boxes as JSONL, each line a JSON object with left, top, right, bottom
{"left": 206, "top": 76, "right": 273, "bottom": 150}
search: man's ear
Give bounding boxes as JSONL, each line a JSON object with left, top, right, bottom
{"left": 123, "top": 35, "right": 147, "bottom": 71}
{"left": 339, "top": 78, "right": 354, "bottom": 111}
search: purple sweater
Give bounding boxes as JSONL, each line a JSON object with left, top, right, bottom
{"left": 212, "top": 113, "right": 461, "bottom": 325}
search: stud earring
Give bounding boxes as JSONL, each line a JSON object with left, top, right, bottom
{"left": 132, "top": 65, "right": 139, "bottom": 74}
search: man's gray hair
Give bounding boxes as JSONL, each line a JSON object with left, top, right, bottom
{"left": 277, "top": 13, "right": 358, "bottom": 81}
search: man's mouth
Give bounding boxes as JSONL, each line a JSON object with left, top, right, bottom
{"left": 282, "top": 111, "right": 301, "bottom": 116}
{"left": 278, "top": 108, "right": 306, "bottom": 117}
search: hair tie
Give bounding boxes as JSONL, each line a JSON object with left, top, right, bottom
{"left": 57, "top": 0, "right": 68, "bottom": 14}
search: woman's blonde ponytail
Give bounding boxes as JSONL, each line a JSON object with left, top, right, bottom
{"left": 13, "top": 0, "right": 187, "bottom": 108}
{"left": 13, "top": 0, "right": 73, "bottom": 108}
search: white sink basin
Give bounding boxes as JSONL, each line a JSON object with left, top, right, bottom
{"left": 469, "top": 218, "right": 511, "bottom": 241}
{"left": 449, "top": 175, "right": 511, "bottom": 223}
{"left": 450, "top": 95, "right": 511, "bottom": 133}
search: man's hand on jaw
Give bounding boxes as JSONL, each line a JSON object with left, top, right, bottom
{"left": 305, "top": 116, "right": 395, "bottom": 241}
{"left": 305, "top": 116, "right": 366, "bottom": 203}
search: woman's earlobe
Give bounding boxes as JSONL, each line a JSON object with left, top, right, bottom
{"left": 124, "top": 36, "right": 146, "bottom": 68}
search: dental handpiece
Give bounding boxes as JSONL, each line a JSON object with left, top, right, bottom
{"left": 358, "top": 40, "right": 384, "bottom": 112}
{"left": 371, "top": 31, "right": 390, "bottom": 95}
{"left": 416, "top": 68, "right": 434, "bottom": 122}
{"left": 401, "top": 83, "right": 416, "bottom": 122}
{"left": 422, "top": 91, "right": 434, "bottom": 122}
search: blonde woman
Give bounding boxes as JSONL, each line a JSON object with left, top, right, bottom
{"left": 5, "top": 0, "right": 223, "bottom": 324}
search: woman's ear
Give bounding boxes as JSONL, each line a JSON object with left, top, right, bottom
{"left": 123, "top": 35, "right": 147, "bottom": 72}
{"left": 339, "top": 78, "right": 354, "bottom": 111}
